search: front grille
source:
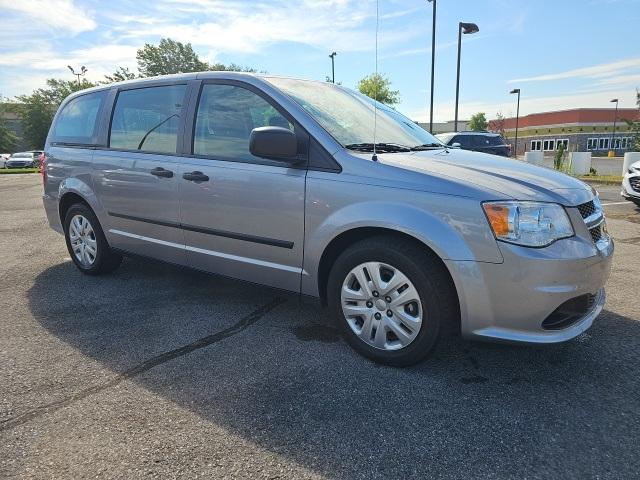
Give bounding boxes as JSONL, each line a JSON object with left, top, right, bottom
{"left": 577, "top": 200, "right": 596, "bottom": 219}
{"left": 542, "top": 293, "right": 598, "bottom": 330}
{"left": 589, "top": 225, "right": 603, "bottom": 243}
{"left": 630, "top": 177, "right": 640, "bottom": 193}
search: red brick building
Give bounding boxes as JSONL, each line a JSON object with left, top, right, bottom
{"left": 490, "top": 108, "right": 639, "bottom": 156}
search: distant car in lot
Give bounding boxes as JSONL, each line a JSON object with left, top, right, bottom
{"left": 42, "top": 73, "right": 613, "bottom": 366}
{"left": 622, "top": 159, "right": 640, "bottom": 206}
{"left": 436, "top": 131, "right": 511, "bottom": 157}
{"left": 0, "top": 153, "right": 10, "bottom": 168}
{"left": 6, "top": 151, "right": 43, "bottom": 169}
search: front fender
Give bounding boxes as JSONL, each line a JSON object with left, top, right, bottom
{"left": 301, "top": 183, "right": 503, "bottom": 297}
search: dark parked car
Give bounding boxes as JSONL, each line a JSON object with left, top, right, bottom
{"left": 436, "top": 132, "right": 511, "bottom": 157}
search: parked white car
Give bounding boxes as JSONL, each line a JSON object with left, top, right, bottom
{"left": 622, "top": 160, "right": 640, "bottom": 206}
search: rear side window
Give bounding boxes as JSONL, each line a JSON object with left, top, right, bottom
{"left": 193, "top": 84, "right": 293, "bottom": 162}
{"left": 474, "top": 135, "right": 502, "bottom": 147}
{"left": 109, "top": 85, "right": 187, "bottom": 154}
{"left": 52, "top": 91, "right": 106, "bottom": 144}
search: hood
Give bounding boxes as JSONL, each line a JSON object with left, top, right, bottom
{"left": 380, "top": 148, "right": 594, "bottom": 206}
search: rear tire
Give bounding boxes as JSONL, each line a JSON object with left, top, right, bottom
{"left": 327, "top": 235, "right": 458, "bottom": 367}
{"left": 63, "top": 203, "right": 122, "bottom": 275}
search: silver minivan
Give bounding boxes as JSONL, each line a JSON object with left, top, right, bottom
{"left": 42, "top": 73, "right": 613, "bottom": 366}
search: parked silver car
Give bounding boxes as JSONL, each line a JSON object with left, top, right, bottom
{"left": 622, "top": 159, "right": 640, "bottom": 206}
{"left": 42, "top": 73, "right": 613, "bottom": 365}
{"left": 6, "top": 151, "right": 42, "bottom": 168}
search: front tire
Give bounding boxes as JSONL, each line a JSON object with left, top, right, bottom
{"left": 327, "top": 236, "right": 458, "bottom": 367}
{"left": 63, "top": 203, "right": 122, "bottom": 275}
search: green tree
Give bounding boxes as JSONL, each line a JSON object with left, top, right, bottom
{"left": 357, "top": 73, "right": 400, "bottom": 106}
{"left": 136, "top": 38, "right": 209, "bottom": 76}
{"left": 469, "top": 112, "right": 488, "bottom": 131}
{"left": 14, "top": 78, "right": 95, "bottom": 149}
{"left": 554, "top": 141, "right": 566, "bottom": 170}
{"left": 136, "top": 38, "right": 257, "bottom": 77}
{"left": 0, "top": 103, "right": 19, "bottom": 152}
{"left": 103, "top": 66, "right": 137, "bottom": 83}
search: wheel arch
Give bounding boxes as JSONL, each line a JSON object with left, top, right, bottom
{"left": 316, "top": 227, "right": 460, "bottom": 333}
{"left": 59, "top": 191, "right": 91, "bottom": 225}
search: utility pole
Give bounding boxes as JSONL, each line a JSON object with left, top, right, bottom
{"left": 510, "top": 88, "right": 521, "bottom": 158}
{"left": 329, "top": 52, "right": 337, "bottom": 83}
{"left": 454, "top": 22, "right": 479, "bottom": 132}
{"left": 427, "top": 0, "right": 436, "bottom": 133}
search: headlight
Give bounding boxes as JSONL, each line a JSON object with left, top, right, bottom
{"left": 482, "top": 201, "right": 574, "bottom": 247}
{"left": 629, "top": 166, "right": 639, "bottom": 174}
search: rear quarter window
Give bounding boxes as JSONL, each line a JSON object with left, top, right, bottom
{"left": 52, "top": 91, "right": 107, "bottom": 145}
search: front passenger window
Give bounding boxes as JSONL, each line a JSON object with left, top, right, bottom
{"left": 194, "top": 84, "right": 293, "bottom": 162}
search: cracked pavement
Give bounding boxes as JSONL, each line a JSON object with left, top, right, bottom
{"left": 1, "top": 175, "right": 639, "bottom": 479}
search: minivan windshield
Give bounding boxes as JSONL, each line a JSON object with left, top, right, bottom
{"left": 266, "top": 77, "right": 444, "bottom": 152}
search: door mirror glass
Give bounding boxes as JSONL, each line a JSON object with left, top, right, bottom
{"left": 249, "top": 126, "right": 298, "bottom": 161}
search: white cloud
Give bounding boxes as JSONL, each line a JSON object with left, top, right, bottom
{"left": 509, "top": 57, "right": 640, "bottom": 83}
{"left": 0, "top": 0, "right": 96, "bottom": 35}
{"left": 116, "top": 0, "right": 418, "bottom": 56}
{"left": 0, "top": 44, "right": 138, "bottom": 70}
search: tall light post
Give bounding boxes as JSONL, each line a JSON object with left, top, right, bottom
{"left": 427, "top": 0, "right": 436, "bottom": 133}
{"left": 67, "top": 65, "right": 87, "bottom": 86}
{"left": 610, "top": 98, "right": 619, "bottom": 153}
{"left": 454, "top": 22, "right": 479, "bottom": 132}
{"left": 510, "top": 88, "right": 521, "bottom": 158}
{"left": 329, "top": 52, "right": 337, "bottom": 83}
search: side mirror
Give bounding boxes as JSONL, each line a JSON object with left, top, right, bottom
{"left": 249, "top": 126, "right": 299, "bottom": 162}
{"left": 451, "top": 142, "right": 461, "bottom": 148}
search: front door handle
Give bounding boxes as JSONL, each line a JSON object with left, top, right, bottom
{"left": 183, "top": 171, "right": 210, "bottom": 182}
{"left": 150, "top": 167, "right": 174, "bottom": 178}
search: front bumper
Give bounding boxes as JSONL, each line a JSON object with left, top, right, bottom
{"left": 6, "top": 161, "right": 34, "bottom": 168}
{"left": 445, "top": 218, "right": 613, "bottom": 344}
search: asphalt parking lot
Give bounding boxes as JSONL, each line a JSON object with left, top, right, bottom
{"left": 1, "top": 174, "right": 639, "bottom": 479}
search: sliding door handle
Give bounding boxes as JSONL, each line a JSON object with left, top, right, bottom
{"left": 183, "top": 171, "right": 209, "bottom": 182}
{"left": 150, "top": 167, "right": 174, "bottom": 178}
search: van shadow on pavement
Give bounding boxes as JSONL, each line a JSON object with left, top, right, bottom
{"left": 25, "top": 258, "right": 640, "bottom": 479}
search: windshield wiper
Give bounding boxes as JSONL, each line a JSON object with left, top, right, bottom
{"left": 410, "top": 143, "right": 446, "bottom": 151}
{"left": 344, "top": 142, "right": 412, "bottom": 153}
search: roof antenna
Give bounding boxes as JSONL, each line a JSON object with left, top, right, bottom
{"left": 372, "top": 0, "right": 379, "bottom": 162}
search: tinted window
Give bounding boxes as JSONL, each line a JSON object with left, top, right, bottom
{"left": 454, "top": 135, "right": 472, "bottom": 148}
{"left": 53, "top": 91, "right": 106, "bottom": 144}
{"left": 472, "top": 135, "right": 503, "bottom": 147}
{"left": 110, "top": 85, "right": 186, "bottom": 153}
{"left": 193, "top": 84, "right": 293, "bottom": 162}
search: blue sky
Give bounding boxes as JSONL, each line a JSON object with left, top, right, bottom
{"left": 1, "top": 0, "right": 639, "bottom": 122}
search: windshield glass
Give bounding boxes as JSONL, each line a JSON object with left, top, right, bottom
{"left": 265, "top": 77, "right": 442, "bottom": 150}
{"left": 12, "top": 153, "right": 31, "bottom": 158}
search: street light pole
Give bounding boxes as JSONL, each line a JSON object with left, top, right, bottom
{"left": 329, "top": 52, "right": 337, "bottom": 83}
{"left": 427, "top": 0, "right": 436, "bottom": 133}
{"left": 67, "top": 65, "right": 87, "bottom": 86}
{"left": 510, "top": 88, "right": 521, "bottom": 158}
{"left": 454, "top": 22, "right": 479, "bottom": 132}
{"left": 610, "top": 98, "right": 619, "bottom": 153}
